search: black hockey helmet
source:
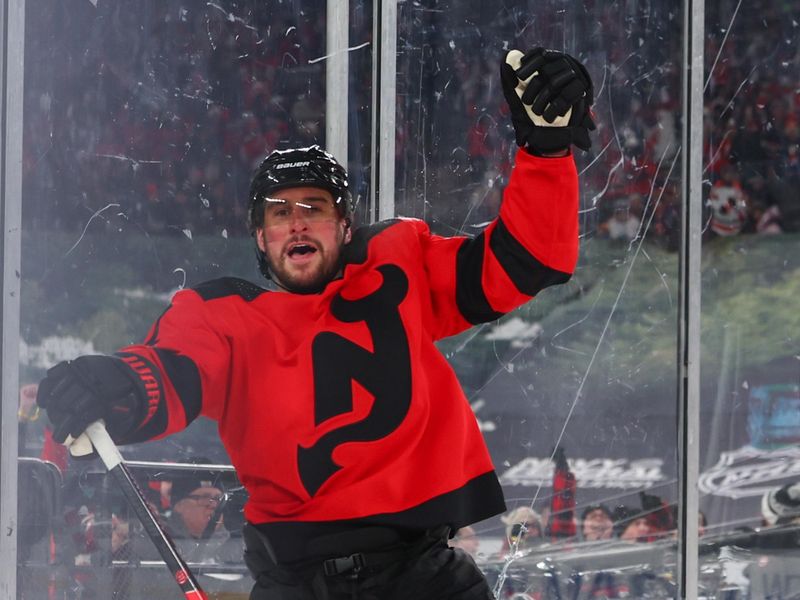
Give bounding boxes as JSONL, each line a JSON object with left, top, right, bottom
{"left": 247, "top": 145, "right": 352, "bottom": 281}
{"left": 247, "top": 145, "right": 353, "bottom": 234}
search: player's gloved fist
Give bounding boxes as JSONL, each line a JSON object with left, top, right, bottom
{"left": 500, "top": 47, "right": 596, "bottom": 154}
{"left": 36, "top": 355, "right": 146, "bottom": 458}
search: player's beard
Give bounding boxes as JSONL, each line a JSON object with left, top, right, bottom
{"left": 267, "top": 237, "right": 345, "bottom": 295}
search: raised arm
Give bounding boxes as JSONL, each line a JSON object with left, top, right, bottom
{"left": 423, "top": 47, "right": 594, "bottom": 338}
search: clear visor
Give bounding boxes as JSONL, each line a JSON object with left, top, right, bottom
{"left": 262, "top": 196, "right": 342, "bottom": 227}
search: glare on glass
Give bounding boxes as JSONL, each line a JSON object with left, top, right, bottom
{"left": 263, "top": 197, "right": 340, "bottom": 228}
{"left": 186, "top": 493, "right": 224, "bottom": 506}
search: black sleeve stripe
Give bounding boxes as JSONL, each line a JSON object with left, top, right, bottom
{"left": 192, "top": 277, "right": 267, "bottom": 302}
{"left": 154, "top": 348, "right": 203, "bottom": 426}
{"left": 455, "top": 234, "right": 505, "bottom": 325}
{"left": 489, "top": 218, "right": 571, "bottom": 296}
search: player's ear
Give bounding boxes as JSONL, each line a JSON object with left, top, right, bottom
{"left": 343, "top": 218, "right": 353, "bottom": 244}
{"left": 255, "top": 228, "right": 267, "bottom": 252}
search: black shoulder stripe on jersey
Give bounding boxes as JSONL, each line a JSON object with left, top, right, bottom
{"left": 455, "top": 234, "right": 505, "bottom": 324}
{"left": 155, "top": 348, "right": 203, "bottom": 426}
{"left": 342, "top": 219, "right": 402, "bottom": 266}
{"left": 143, "top": 278, "right": 262, "bottom": 345}
{"left": 115, "top": 351, "right": 170, "bottom": 444}
{"left": 489, "top": 218, "right": 571, "bottom": 296}
{"left": 192, "top": 277, "right": 267, "bottom": 302}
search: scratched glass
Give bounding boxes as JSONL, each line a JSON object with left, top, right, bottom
{"left": 11, "top": 0, "right": 796, "bottom": 597}
{"left": 396, "top": 0, "right": 684, "bottom": 596}
{"left": 262, "top": 197, "right": 342, "bottom": 228}
{"left": 186, "top": 493, "right": 225, "bottom": 506}
{"left": 17, "top": 1, "right": 348, "bottom": 598}
{"left": 698, "top": 1, "right": 800, "bottom": 595}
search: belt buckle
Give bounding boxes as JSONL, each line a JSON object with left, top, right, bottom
{"left": 323, "top": 553, "right": 366, "bottom": 578}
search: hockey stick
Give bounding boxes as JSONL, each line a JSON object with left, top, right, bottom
{"left": 84, "top": 421, "right": 209, "bottom": 600}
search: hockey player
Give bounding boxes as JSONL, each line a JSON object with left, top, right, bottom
{"left": 37, "top": 47, "right": 595, "bottom": 600}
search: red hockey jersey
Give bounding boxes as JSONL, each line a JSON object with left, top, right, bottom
{"left": 117, "top": 149, "right": 579, "bottom": 557}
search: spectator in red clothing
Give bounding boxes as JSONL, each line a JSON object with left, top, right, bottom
{"left": 547, "top": 447, "right": 577, "bottom": 540}
{"left": 639, "top": 490, "right": 675, "bottom": 540}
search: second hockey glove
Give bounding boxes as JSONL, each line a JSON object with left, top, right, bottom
{"left": 501, "top": 47, "right": 595, "bottom": 154}
{"left": 36, "top": 355, "right": 149, "bottom": 457}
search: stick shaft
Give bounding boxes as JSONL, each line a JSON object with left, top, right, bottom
{"left": 85, "top": 421, "right": 208, "bottom": 600}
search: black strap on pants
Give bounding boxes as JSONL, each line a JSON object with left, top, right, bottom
{"left": 243, "top": 523, "right": 493, "bottom": 600}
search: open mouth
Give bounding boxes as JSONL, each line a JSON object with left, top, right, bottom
{"left": 287, "top": 243, "right": 318, "bottom": 259}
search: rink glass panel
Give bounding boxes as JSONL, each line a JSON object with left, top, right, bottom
{"left": 17, "top": 1, "right": 372, "bottom": 598}
{"left": 697, "top": 0, "right": 800, "bottom": 597}
{"left": 14, "top": 1, "right": 800, "bottom": 599}
{"left": 395, "top": 0, "right": 685, "bottom": 596}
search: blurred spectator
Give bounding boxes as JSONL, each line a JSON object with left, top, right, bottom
{"left": 580, "top": 504, "right": 614, "bottom": 541}
{"left": 547, "top": 447, "right": 577, "bottom": 540}
{"left": 168, "top": 467, "right": 227, "bottom": 542}
{"left": 765, "top": 173, "right": 800, "bottom": 232}
{"left": 762, "top": 481, "right": 800, "bottom": 527}
{"left": 128, "top": 459, "right": 230, "bottom": 564}
{"left": 17, "top": 383, "right": 40, "bottom": 424}
{"left": 500, "top": 506, "right": 543, "bottom": 554}
{"left": 290, "top": 94, "right": 324, "bottom": 147}
{"left": 733, "top": 482, "right": 800, "bottom": 550}
{"left": 666, "top": 505, "right": 708, "bottom": 539}
{"left": 18, "top": 382, "right": 68, "bottom": 471}
{"left": 449, "top": 525, "right": 479, "bottom": 557}
{"left": 612, "top": 505, "right": 651, "bottom": 542}
{"left": 603, "top": 197, "right": 642, "bottom": 242}
{"left": 110, "top": 512, "right": 131, "bottom": 557}
{"left": 707, "top": 165, "right": 748, "bottom": 238}
{"left": 699, "top": 511, "right": 708, "bottom": 538}
{"left": 653, "top": 184, "right": 681, "bottom": 251}
{"left": 750, "top": 202, "right": 783, "bottom": 234}
{"left": 21, "top": 0, "right": 799, "bottom": 250}
{"left": 639, "top": 490, "right": 675, "bottom": 540}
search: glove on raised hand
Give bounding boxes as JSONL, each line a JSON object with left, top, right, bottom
{"left": 36, "top": 355, "right": 148, "bottom": 458}
{"left": 501, "top": 47, "right": 595, "bottom": 154}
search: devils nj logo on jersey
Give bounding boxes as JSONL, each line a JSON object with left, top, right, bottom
{"left": 299, "top": 264, "right": 411, "bottom": 496}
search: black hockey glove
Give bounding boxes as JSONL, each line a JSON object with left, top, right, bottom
{"left": 501, "top": 47, "right": 595, "bottom": 154}
{"left": 36, "top": 355, "right": 148, "bottom": 457}
{"left": 222, "top": 485, "right": 249, "bottom": 536}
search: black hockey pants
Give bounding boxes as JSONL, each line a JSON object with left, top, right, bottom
{"left": 243, "top": 524, "right": 494, "bottom": 600}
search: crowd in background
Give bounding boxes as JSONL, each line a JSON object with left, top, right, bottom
{"left": 23, "top": 0, "right": 331, "bottom": 236}
{"left": 397, "top": 0, "right": 799, "bottom": 244}
{"left": 17, "top": 0, "right": 800, "bottom": 556}
{"left": 14, "top": 2, "right": 800, "bottom": 597}
{"left": 21, "top": 0, "right": 799, "bottom": 247}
